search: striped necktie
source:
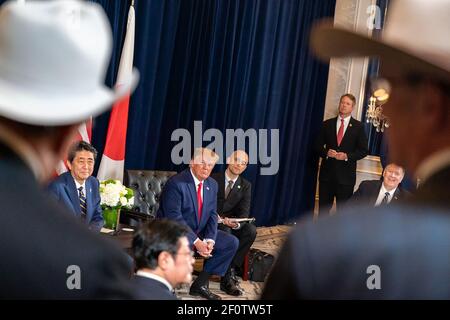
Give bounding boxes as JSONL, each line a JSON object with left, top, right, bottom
{"left": 78, "top": 186, "right": 87, "bottom": 220}
{"left": 380, "top": 192, "right": 390, "bottom": 205}
{"left": 225, "top": 180, "right": 234, "bottom": 199}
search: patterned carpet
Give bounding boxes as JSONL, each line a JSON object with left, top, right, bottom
{"left": 176, "top": 225, "right": 291, "bottom": 300}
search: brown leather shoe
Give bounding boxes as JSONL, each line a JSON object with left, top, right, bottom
{"left": 189, "top": 285, "right": 222, "bottom": 300}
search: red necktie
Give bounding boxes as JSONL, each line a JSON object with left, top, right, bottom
{"left": 337, "top": 118, "right": 345, "bottom": 146}
{"left": 197, "top": 182, "right": 203, "bottom": 221}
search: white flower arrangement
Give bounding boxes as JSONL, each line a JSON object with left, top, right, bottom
{"left": 99, "top": 179, "right": 134, "bottom": 210}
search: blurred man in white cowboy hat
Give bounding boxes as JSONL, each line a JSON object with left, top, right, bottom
{"left": 0, "top": 0, "right": 138, "bottom": 298}
{"left": 262, "top": 0, "right": 450, "bottom": 299}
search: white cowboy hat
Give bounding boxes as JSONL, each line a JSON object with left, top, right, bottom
{"left": 310, "top": 0, "right": 450, "bottom": 85}
{"left": 0, "top": 0, "right": 139, "bottom": 126}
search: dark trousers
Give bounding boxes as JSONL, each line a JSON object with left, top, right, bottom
{"left": 218, "top": 222, "right": 257, "bottom": 270}
{"left": 319, "top": 180, "right": 354, "bottom": 214}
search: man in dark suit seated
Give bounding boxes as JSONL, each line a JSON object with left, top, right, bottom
{"left": 211, "top": 150, "right": 256, "bottom": 294}
{"left": 262, "top": 0, "right": 450, "bottom": 299}
{"left": 157, "top": 148, "right": 239, "bottom": 300}
{"left": 0, "top": 0, "right": 138, "bottom": 298}
{"left": 315, "top": 93, "right": 369, "bottom": 214}
{"left": 131, "top": 219, "right": 195, "bottom": 300}
{"left": 350, "top": 163, "right": 410, "bottom": 207}
{"left": 48, "top": 141, "right": 104, "bottom": 232}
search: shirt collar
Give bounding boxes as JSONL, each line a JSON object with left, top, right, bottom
{"left": 338, "top": 115, "right": 352, "bottom": 123}
{"left": 415, "top": 147, "right": 450, "bottom": 184}
{"left": 225, "top": 171, "right": 238, "bottom": 185}
{"left": 0, "top": 122, "right": 44, "bottom": 181}
{"left": 380, "top": 183, "right": 397, "bottom": 197}
{"left": 135, "top": 270, "right": 173, "bottom": 292}
{"left": 72, "top": 176, "right": 86, "bottom": 192}
{"left": 190, "top": 169, "right": 202, "bottom": 187}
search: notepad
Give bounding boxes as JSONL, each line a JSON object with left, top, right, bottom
{"left": 218, "top": 217, "right": 256, "bottom": 224}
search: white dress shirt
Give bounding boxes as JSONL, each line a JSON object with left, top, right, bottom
{"left": 189, "top": 169, "right": 214, "bottom": 245}
{"left": 73, "top": 178, "right": 87, "bottom": 195}
{"left": 223, "top": 171, "right": 241, "bottom": 229}
{"left": 374, "top": 183, "right": 397, "bottom": 207}
{"left": 190, "top": 169, "right": 203, "bottom": 200}
{"left": 336, "top": 115, "right": 352, "bottom": 136}
{"left": 224, "top": 171, "right": 238, "bottom": 191}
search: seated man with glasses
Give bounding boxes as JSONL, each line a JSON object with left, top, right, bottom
{"left": 131, "top": 219, "right": 195, "bottom": 300}
{"left": 212, "top": 150, "right": 256, "bottom": 295}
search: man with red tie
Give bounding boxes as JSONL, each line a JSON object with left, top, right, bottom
{"left": 157, "top": 148, "right": 239, "bottom": 300}
{"left": 315, "top": 93, "right": 369, "bottom": 214}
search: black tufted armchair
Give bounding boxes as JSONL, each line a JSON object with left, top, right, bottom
{"left": 123, "top": 170, "right": 177, "bottom": 219}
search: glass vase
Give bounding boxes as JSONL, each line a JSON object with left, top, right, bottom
{"left": 103, "top": 207, "right": 120, "bottom": 230}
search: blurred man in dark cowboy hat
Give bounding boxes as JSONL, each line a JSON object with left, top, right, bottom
{"left": 263, "top": 0, "right": 450, "bottom": 299}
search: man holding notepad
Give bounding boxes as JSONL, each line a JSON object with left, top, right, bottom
{"left": 212, "top": 150, "right": 257, "bottom": 294}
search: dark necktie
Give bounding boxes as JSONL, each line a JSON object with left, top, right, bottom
{"left": 380, "top": 192, "right": 390, "bottom": 205}
{"left": 225, "top": 180, "right": 234, "bottom": 199}
{"left": 197, "top": 182, "right": 203, "bottom": 221}
{"left": 78, "top": 186, "right": 87, "bottom": 219}
{"left": 337, "top": 118, "right": 345, "bottom": 146}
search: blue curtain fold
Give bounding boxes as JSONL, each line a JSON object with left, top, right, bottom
{"left": 1, "top": 0, "right": 335, "bottom": 226}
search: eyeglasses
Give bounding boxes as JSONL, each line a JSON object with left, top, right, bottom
{"left": 232, "top": 157, "right": 248, "bottom": 166}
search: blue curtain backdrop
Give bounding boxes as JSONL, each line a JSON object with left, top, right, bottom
{"left": 1, "top": 0, "right": 335, "bottom": 226}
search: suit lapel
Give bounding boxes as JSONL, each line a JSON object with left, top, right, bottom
{"left": 217, "top": 172, "right": 225, "bottom": 198}
{"left": 201, "top": 179, "right": 212, "bottom": 224}
{"left": 340, "top": 117, "right": 355, "bottom": 147}
{"left": 85, "top": 179, "right": 92, "bottom": 222}
{"left": 227, "top": 176, "right": 241, "bottom": 201}
{"left": 330, "top": 117, "right": 338, "bottom": 148}
{"left": 373, "top": 181, "right": 383, "bottom": 205}
{"left": 64, "top": 173, "right": 81, "bottom": 215}
{"left": 392, "top": 187, "right": 401, "bottom": 202}
{"left": 186, "top": 171, "right": 200, "bottom": 225}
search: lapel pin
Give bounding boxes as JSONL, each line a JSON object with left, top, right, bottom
{"left": 237, "top": 185, "right": 241, "bottom": 189}
{"left": 206, "top": 186, "right": 210, "bottom": 191}
{"left": 349, "top": 123, "right": 353, "bottom": 127}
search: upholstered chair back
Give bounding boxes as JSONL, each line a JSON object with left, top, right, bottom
{"left": 124, "top": 170, "right": 177, "bottom": 218}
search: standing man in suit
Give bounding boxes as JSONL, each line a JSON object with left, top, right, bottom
{"left": 48, "top": 141, "right": 104, "bottom": 232}
{"left": 315, "top": 93, "right": 369, "bottom": 213}
{"left": 157, "top": 148, "right": 239, "bottom": 300}
{"left": 350, "top": 163, "right": 409, "bottom": 207}
{"left": 0, "top": 0, "right": 138, "bottom": 298}
{"left": 131, "top": 219, "right": 195, "bottom": 300}
{"left": 262, "top": 0, "right": 450, "bottom": 299}
{"left": 211, "top": 150, "right": 256, "bottom": 294}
